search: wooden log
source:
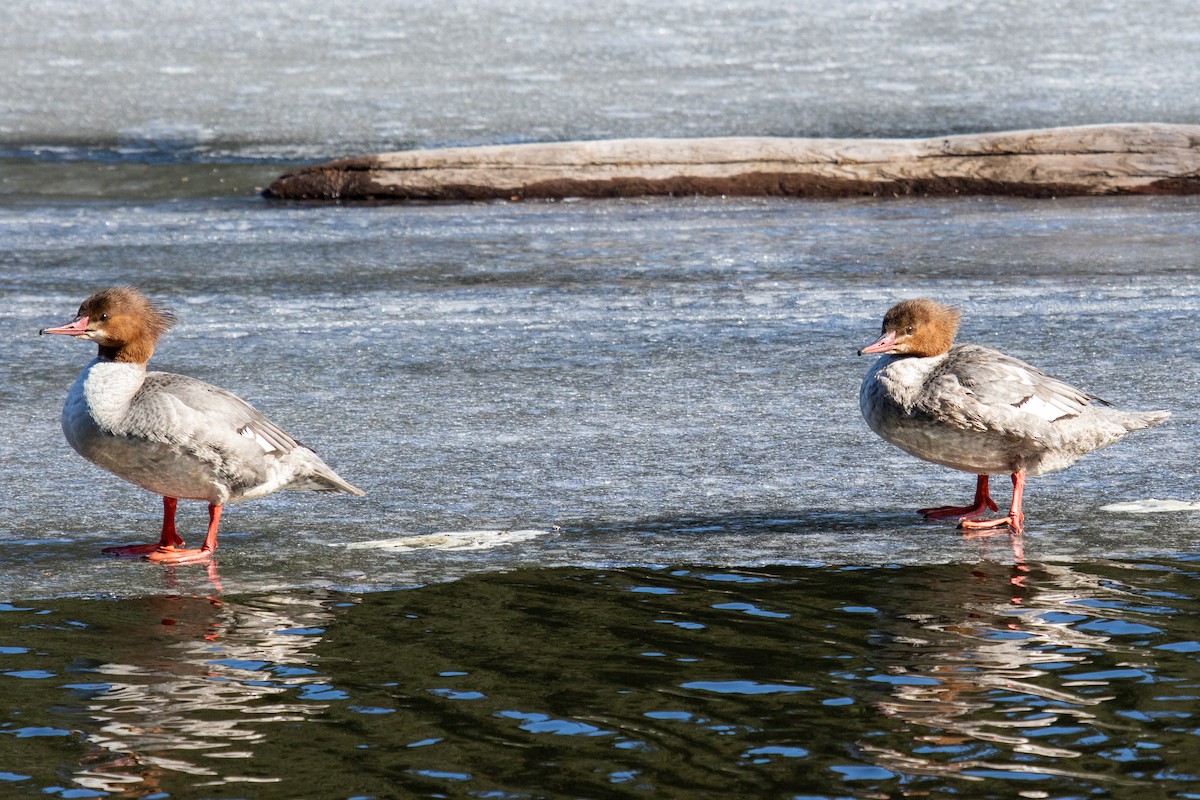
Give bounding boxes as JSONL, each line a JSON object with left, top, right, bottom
{"left": 263, "top": 123, "right": 1200, "bottom": 202}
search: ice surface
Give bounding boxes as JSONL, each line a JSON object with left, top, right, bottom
{"left": 2, "top": 0, "right": 1198, "bottom": 159}
{"left": 3, "top": 195, "right": 1200, "bottom": 599}
{"left": 2, "top": 1, "right": 1199, "bottom": 599}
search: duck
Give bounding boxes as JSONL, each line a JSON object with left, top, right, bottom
{"left": 857, "top": 298, "right": 1168, "bottom": 534}
{"left": 40, "top": 286, "right": 364, "bottom": 564}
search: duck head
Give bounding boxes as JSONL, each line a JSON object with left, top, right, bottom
{"left": 858, "top": 298, "right": 960, "bottom": 358}
{"left": 41, "top": 286, "right": 176, "bottom": 364}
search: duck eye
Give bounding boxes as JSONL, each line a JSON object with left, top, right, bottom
{"left": 99, "top": 313, "right": 109, "bottom": 322}
{"left": 906, "top": 325, "right": 914, "bottom": 335}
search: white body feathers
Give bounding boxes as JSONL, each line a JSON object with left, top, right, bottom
{"left": 860, "top": 344, "right": 1168, "bottom": 477}
{"left": 62, "top": 358, "right": 363, "bottom": 504}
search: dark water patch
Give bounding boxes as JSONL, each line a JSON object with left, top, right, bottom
{"left": 0, "top": 159, "right": 287, "bottom": 201}
{"left": 3, "top": 559, "right": 1200, "bottom": 797}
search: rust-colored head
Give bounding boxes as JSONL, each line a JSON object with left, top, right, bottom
{"left": 857, "top": 298, "right": 960, "bottom": 358}
{"left": 40, "top": 286, "right": 176, "bottom": 364}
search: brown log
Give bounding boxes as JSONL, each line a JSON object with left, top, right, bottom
{"left": 263, "top": 124, "right": 1200, "bottom": 202}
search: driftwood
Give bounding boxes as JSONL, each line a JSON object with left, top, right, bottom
{"left": 264, "top": 123, "right": 1200, "bottom": 202}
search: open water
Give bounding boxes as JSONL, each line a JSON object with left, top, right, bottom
{"left": 3, "top": 1, "right": 1200, "bottom": 797}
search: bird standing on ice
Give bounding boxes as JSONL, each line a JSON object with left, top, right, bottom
{"left": 857, "top": 299, "right": 1168, "bottom": 534}
{"left": 41, "top": 286, "right": 364, "bottom": 564}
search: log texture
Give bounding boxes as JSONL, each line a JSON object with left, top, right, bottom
{"left": 264, "top": 124, "right": 1200, "bottom": 202}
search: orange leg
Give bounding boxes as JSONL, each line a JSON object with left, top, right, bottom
{"left": 918, "top": 474, "right": 999, "bottom": 520}
{"left": 960, "top": 470, "right": 1026, "bottom": 534}
{"left": 103, "top": 497, "right": 187, "bottom": 557}
{"left": 147, "top": 504, "right": 222, "bottom": 565}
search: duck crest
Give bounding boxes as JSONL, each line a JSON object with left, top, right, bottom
{"left": 86, "top": 286, "right": 177, "bottom": 364}
{"left": 885, "top": 298, "right": 959, "bottom": 358}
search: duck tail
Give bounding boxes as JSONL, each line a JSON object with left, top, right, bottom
{"left": 310, "top": 469, "right": 367, "bottom": 496}
{"left": 1123, "top": 410, "right": 1170, "bottom": 431}
{"left": 285, "top": 449, "right": 366, "bottom": 496}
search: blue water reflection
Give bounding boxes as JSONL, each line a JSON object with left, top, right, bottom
{"left": 4, "top": 559, "right": 1200, "bottom": 796}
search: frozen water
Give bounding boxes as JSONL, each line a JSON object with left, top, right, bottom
{"left": 2, "top": 1, "right": 1199, "bottom": 599}
{"left": 3, "top": 194, "right": 1200, "bottom": 599}
{"left": 2, "top": 0, "right": 1199, "bottom": 159}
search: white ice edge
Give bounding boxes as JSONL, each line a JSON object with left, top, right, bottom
{"left": 1099, "top": 499, "right": 1200, "bottom": 514}
{"left": 343, "top": 529, "right": 553, "bottom": 552}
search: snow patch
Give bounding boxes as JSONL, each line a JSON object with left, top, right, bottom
{"left": 345, "top": 529, "right": 552, "bottom": 552}
{"left": 1100, "top": 499, "right": 1200, "bottom": 514}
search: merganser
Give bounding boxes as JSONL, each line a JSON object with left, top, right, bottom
{"left": 41, "top": 286, "right": 365, "bottom": 564}
{"left": 858, "top": 298, "right": 1168, "bottom": 534}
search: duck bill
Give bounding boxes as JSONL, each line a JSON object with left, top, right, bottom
{"left": 40, "top": 315, "right": 90, "bottom": 337}
{"left": 857, "top": 330, "right": 896, "bottom": 355}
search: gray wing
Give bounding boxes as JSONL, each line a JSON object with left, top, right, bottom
{"left": 919, "top": 345, "right": 1105, "bottom": 434}
{"left": 124, "top": 371, "right": 300, "bottom": 456}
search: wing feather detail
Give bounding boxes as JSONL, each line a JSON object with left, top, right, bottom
{"left": 128, "top": 372, "right": 301, "bottom": 456}
{"left": 917, "top": 345, "right": 1103, "bottom": 434}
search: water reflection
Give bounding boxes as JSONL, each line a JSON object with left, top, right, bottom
{"left": 53, "top": 565, "right": 349, "bottom": 795}
{"left": 962, "top": 528, "right": 1027, "bottom": 570}
{"left": 5, "top": 558, "right": 1200, "bottom": 797}
{"left": 294, "top": 558, "right": 1200, "bottom": 797}
{"left": 859, "top": 559, "right": 1185, "bottom": 791}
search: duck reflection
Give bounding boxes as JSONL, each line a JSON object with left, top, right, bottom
{"left": 962, "top": 528, "right": 1027, "bottom": 577}
{"left": 62, "top": 563, "right": 351, "bottom": 795}
{"left": 859, "top": 559, "right": 1137, "bottom": 785}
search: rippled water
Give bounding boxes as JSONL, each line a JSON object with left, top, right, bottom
{"left": 5, "top": 1, "right": 1200, "bottom": 797}
{"left": 5, "top": 560, "right": 1200, "bottom": 798}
